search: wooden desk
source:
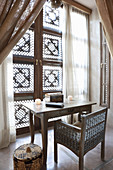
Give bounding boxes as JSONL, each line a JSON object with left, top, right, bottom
{"left": 23, "top": 100, "right": 96, "bottom": 166}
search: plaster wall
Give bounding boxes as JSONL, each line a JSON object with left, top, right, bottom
{"left": 90, "top": 8, "right": 113, "bottom": 128}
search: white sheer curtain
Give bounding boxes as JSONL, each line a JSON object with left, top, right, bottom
{"left": 0, "top": 52, "right": 16, "bottom": 149}
{"left": 63, "top": 4, "right": 89, "bottom": 101}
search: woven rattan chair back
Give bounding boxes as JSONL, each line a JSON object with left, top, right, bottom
{"left": 54, "top": 107, "right": 108, "bottom": 170}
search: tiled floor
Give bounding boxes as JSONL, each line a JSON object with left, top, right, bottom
{"left": 0, "top": 126, "right": 113, "bottom": 170}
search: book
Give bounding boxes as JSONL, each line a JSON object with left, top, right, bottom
{"left": 46, "top": 102, "right": 64, "bottom": 108}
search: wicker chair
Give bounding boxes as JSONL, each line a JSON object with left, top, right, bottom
{"left": 54, "top": 107, "right": 108, "bottom": 170}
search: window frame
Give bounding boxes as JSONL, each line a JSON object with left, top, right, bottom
{"left": 100, "top": 23, "right": 111, "bottom": 108}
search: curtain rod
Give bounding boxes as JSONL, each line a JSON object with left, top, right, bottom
{"left": 62, "top": 0, "right": 92, "bottom": 15}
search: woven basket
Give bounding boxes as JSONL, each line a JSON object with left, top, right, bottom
{"left": 13, "top": 143, "right": 42, "bottom": 170}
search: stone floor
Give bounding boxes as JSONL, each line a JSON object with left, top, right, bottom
{"left": 0, "top": 126, "right": 113, "bottom": 170}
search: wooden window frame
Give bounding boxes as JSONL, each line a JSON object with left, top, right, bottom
{"left": 100, "top": 23, "right": 111, "bottom": 108}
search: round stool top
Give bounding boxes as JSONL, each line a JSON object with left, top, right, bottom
{"left": 14, "top": 143, "right": 42, "bottom": 161}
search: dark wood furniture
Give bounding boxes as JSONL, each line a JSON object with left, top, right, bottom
{"left": 54, "top": 107, "right": 108, "bottom": 170}
{"left": 22, "top": 100, "right": 96, "bottom": 167}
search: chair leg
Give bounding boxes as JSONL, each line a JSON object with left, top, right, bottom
{"left": 79, "top": 156, "right": 84, "bottom": 170}
{"left": 54, "top": 124, "right": 58, "bottom": 163}
{"left": 101, "top": 141, "right": 105, "bottom": 161}
{"left": 54, "top": 140, "right": 57, "bottom": 163}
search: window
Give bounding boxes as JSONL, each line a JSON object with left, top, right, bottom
{"left": 13, "top": 1, "right": 63, "bottom": 134}
{"left": 100, "top": 23, "right": 110, "bottom": 108}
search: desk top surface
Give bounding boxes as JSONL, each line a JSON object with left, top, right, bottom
{"left": 22, "top": 100, "right": 96, "bottom": 115}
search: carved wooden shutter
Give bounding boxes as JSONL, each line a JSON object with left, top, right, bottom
{"left": 100, "top": 23, "right": 110, "bottom": 108}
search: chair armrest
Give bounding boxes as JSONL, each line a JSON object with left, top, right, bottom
{"left": 56, "top": 121, "right": 81, "bottom": 133}
{"left": 54, "top": 121, "right": 81, "bottom": 154}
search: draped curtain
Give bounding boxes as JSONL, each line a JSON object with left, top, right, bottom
{"left": 96, "top": 0, "right": 113, "bottom": 58}
{"left": 62, "top": 4, "right": 89, "bottom": 123}
{"left": 0, "top": 52, "right": 16, "bottom": 149}
{"left": 0, "top": 0, "right": 46, "bottom": 149}
{"left": 0, "top": 0, "right": 46, "bottom": 64}
{"left": 63, "top": 4, "right": 89, "bottom": 101}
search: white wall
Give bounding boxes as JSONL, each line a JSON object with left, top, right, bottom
{"left": 90, "top": 8, "right": 113, "bottom": 128}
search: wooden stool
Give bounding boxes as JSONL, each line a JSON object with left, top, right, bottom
{"left": 13, "top": 143, "right": 42, "bottom": 170}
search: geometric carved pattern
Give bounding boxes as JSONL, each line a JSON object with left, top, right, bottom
{"left": 43, "top": 65, "right": 62, "bottom": 91}
{"left": 43, "top": 34, "right": 62, "bottom": 60}
{"left": 14, "top": 100, "right": 33, "bottom": 129}
{"left": 13, "top": 64, "right": 34, "bottom": 93}
{"left": 43, "top": 1, "right": 60, "bottom": 30}
{"left": 14, "top": 33, "right": 30, "bottom": 53}
{"left": 13, "top": 30, "right": 34, "bottom": 57}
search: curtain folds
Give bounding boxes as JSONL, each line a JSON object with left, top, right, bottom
{"left": 62, "top": 4, "right": 89, "bottom": 123}
{"left": 0, "top": 0, "right": 46, "bottom": 64}
{"left": 63, "top": 4, "right": 89, "bottom": 101}
{"left": 62, "top": 4, "right": 74, "bottom": 100}
{"left": 0, "top": 52, "right": 16, "bottom": 149}
{"left": 96, "top": 0, "right": 113, "bottom": 58}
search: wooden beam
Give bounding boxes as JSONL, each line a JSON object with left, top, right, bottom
{"left": 63, "top": 0, "right": 92, "bottom": 15}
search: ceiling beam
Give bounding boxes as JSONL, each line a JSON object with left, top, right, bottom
{"left": 63, "top": 0, "right": 92, "bottom": 15}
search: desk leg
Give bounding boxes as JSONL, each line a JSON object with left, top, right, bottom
{"left": 89, "top": 106, "right": 92, "bottom": 113}
{"left": 41, "top": 116, "right": 48, "bottom": 166}
{"left": 29, "top": 111, "right": 34, "bottom": 143}
{"left": 71, "top": 114, "right": 73, "bottom": 124}
{"left": 78, "top": 111, "right": 82, "bottom": 122}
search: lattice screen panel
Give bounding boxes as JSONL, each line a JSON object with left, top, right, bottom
{"left": 14, "top": 100, "right": 33, "bottom": 129}
{"left": 13, "top": 64, "right": 34, "bottom": 93}
{"left": 43, "top": 65, "right": 62, "bottom": 91}
{"left": 13, "top": 30, "right": 34, "bottom": 57}
{"left": 43, "top": 3, "right": 59, "bottom": 27}
{"left": 43, "top": 34, "right": 62, "bottom": 60}
{"left": 43, "top": 1, "right": 62, "bottom": 31}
